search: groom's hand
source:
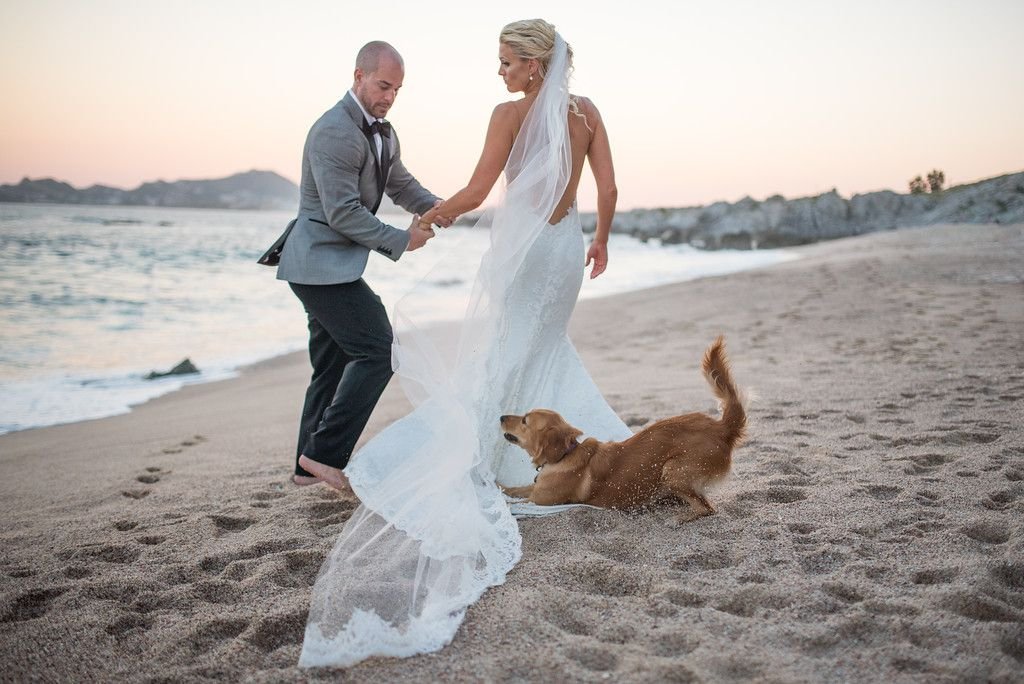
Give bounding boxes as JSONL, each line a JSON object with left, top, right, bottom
{"left": 430, "top": 200, "right": 457, "bottom": 228}
{"left": 406, "top": 214, "right": 435, "bottom": 252}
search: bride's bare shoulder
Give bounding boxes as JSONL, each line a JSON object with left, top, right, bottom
{"left": 491, "top": 100, "right": 527, "bottom": 125}
{"left": 569, "top": 94, "right": 601, "bottom": 128}
{"left": 571, "top": 93, "right": 600, "bottom": 113}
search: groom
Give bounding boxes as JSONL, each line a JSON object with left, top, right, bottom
{"left": 275, "top": 41, "right": 451, "bottom": 492}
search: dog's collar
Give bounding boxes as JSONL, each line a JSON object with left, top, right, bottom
{"left": 534, "top": 437, "right": 584, "bottom": 479}
{"left": 562, "top": 438, "right": 580, "bottom": 459}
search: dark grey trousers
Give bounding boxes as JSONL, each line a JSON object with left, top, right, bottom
{"left": 289, "top": 280, "right": 393, "bottom": 476}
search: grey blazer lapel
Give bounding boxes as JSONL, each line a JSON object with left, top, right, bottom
{"left": 339, "top": 92, "right": 366, "bottom": 128}
{"left": 341, "top": 93, "right": 387, "bottom": 212}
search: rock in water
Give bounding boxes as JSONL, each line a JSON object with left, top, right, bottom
{"left": 145, "top": 358, "right": 199, "bottom": 380}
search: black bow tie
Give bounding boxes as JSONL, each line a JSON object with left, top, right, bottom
{"left": 363, "top": 119, "right": 392, "bottom": 139}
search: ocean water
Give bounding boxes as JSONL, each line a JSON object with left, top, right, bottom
{"left": 0, "top": 204, "right": 798, "bottom": 434}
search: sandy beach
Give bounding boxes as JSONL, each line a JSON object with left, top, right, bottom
{"left": 1, "top": 222, "right": 1022, "bottom": 682}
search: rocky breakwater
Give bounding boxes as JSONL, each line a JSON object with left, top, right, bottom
{"left": 581, "top": 171, "right": 1024, "bottom": 249}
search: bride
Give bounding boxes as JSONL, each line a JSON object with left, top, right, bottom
{"left": 300, "top": 19, "right": 631, "bottom": 667}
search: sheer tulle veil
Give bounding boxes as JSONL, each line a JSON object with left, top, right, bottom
{"left": 298, "top": 34, "right": 574, "bottom": 667}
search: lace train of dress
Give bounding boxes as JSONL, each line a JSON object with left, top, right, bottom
{"left": 299, "top": 211, "right": 630, "bottom": 667}
{"left": 299, "top": 33, "right": 627, "bottom": 667}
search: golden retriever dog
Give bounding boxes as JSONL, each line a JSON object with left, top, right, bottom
{"left": 499, "top": 336, "right": 745, "bottom": 521}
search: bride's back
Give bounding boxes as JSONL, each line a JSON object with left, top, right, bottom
{"left": 507, "top": 94, "right": 601, "bottom": 224}
{"left": 556, "top": 95, "right": 599, "bottom": 223}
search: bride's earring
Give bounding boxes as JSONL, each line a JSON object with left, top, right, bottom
{"left": 529, "top": 74, "right": 533, "bottom": 82}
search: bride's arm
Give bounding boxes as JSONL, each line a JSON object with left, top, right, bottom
{"left": 583, "top": 98, "right": 617, "bottom": 278}
{"left": 419, "top": 103, "right": 518, "bottom": 226}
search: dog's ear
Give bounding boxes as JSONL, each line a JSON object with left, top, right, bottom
{"left": 538, "top": 425, "right": 584, "bottom": 464}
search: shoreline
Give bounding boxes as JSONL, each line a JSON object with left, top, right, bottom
{"left": 0, "top": 236, "right": 797, "bottom": 438}
{"left": 1, "top": 221, "right": 1021, "bottom": 682}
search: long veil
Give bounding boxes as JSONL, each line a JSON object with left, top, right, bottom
{"left": 299, "top": 35, "right": 573, "bottom": 667}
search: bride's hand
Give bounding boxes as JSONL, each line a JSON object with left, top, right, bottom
{"left": 421, "top": 200, "right": 456, "bottom": 229}
{"left": 585, "top": 241, "right": 608, "bottom": 279}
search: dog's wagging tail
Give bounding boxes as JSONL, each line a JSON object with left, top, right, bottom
{"left": 701, "top": 334, "right": 746, "bottom": 449}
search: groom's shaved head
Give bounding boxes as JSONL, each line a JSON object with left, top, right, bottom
{"left": 352, "top": 41, "right": 405, "bottom": 119}
{"left": 356, "top": 41, "right": 403, "bottom": 74}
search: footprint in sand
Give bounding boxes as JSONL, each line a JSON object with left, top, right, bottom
{"left": 304, "top": 500, "right": 356, "bottom": 526}
{"left": 673, "top": 548, "right": 736, "bottom": 572}
{"left": 911, "top": 568, "right": 958, "bottom": 585}
{"left": 251, "top": 489, "right": 287, "bottom": 510}
{"left": 648, "top": 630, "right": 700, "bottom": 657}
{"left": 862, "top": 484, "right": 902, "bottom": 501}
{"left": 209, "top": 515, "right": 256, "bottom": 534}
{"left": 162, "top": 434, "right": 208, "bottom": 454}
{"left": 961, "top": 520, "right": 1011, "bottom": 545}
{"left": 560, "top": 559, "right": 649, "bottom": 597}
{"left": 716, "top": 586, "right": 794, "bottom": 617}
{"left": 935, "top": 429, "right": 1001, "bottom": 446}
{"left": 135, "top": 467, "right": 165, "bottom": 484}
{"left": 0, "top": 587, "right": 69, "bottom": 623}
{"left": 982, "top": 489, "right": 1020, "bottom": 511}
{"left": 267, "top": 550, "right": 323, "bottom": 589}
{"left": 105, "top": 613, "right": 154, "bottom": 638}
{"left": 6, "top": 567, "right": 35, "bottom": 578}
{"left": 136, "top": 535, "right": 166, "bottom": 546}
{"left": 1000, "top": 627, "right": 1024, "bottom": 663}
{"left": 902, "top": 452, "right": 957, "bottom": 475}
{"left": 181, "top": 617, "right": 250, "bottom": 655}
{"left": 123, "top": 466, "right": 167, "bottom": 496}
{"left": 193, "top": 579, "right": 244, "bottom": 605}
{"left": 757, "top": 486, "right": 808, "bottom": 504}
{"left": 62, "top": 565, "right": 90, "bottom": 579}
{"left": 247, "top": 610, "right": 307, "bottom": 653}
{"left": 542, "top": 597, "right": 594, "bottom": 637}
{"left": 68, "top": 544, "right": 142, "bottom": 565}
{"left": 821, "top": 581, "right": 864, "bottom": 603}
{"left": 198, "top": 539, "right": 301, "bottom": 575}
{"left": 799, "top": 550, "right": 847, "bottom": 575}
{"left": 589, "top": 536, "right": 641, "bottom": 564}
{"left": 991, "top": 561, "right": 1024, "bottom": 591}
{"left": 564, "top": 645, "right": 619, "bottom": 673}
{"left": 942, "top": 591, "right": 1020, "bottom": 623}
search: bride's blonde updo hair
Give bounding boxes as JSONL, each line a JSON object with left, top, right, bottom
{"left": 499, "top": 18, "right": 574, "bottom": 79}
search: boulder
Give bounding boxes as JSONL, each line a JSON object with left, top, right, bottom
{"left": 145, "top": 358, "right": 200, "bottom": 380}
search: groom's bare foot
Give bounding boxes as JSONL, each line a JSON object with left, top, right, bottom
{"left": 292, "top": 474, "right": 321, "bottom": 486}
{"left": 298, "top": 455, "right": 356, "bottom": 496}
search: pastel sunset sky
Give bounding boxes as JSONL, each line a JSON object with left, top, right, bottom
{"left": 1, "top": 0, "right": 1021, "bottom": 210}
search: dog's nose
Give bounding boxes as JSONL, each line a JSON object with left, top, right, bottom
{"left": 499, "top": 415, "right": 509, "bottom": 422}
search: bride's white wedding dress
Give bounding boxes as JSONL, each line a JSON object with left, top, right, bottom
{"left": 299, "top": 34, "right": 630, "bottom": 667}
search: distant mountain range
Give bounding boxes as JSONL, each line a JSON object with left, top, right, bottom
{"left": 0, "top": 170, "right": 299, "bottom": 210}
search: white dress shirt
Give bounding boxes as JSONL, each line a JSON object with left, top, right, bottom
{"left": 349, "top": 89, "right": 383, "bottom": 161}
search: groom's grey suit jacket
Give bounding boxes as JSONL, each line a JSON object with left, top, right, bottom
{"left": 276, "top": 92, "right": 438, "bottom": 285}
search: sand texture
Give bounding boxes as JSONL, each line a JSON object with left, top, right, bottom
{"left": 1, "top": 223, "right": 1022, "bottom": 682}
